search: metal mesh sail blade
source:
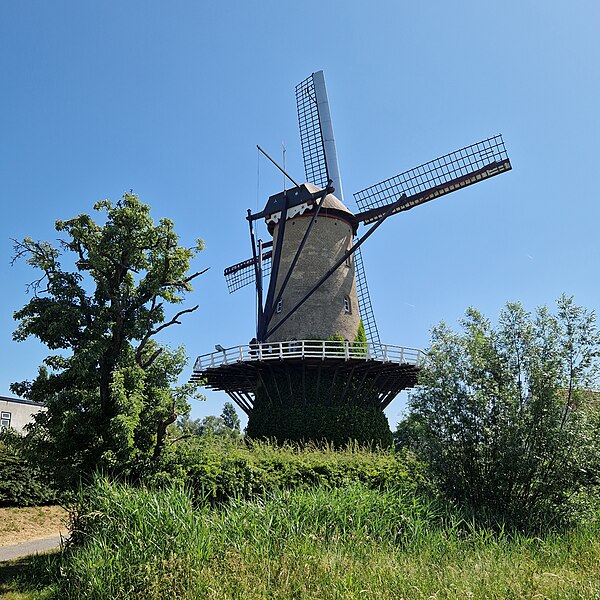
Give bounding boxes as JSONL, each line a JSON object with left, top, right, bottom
{"left": 353, "top": 246, "right": 381, "bottom": 346}
{"left": 224, "top": 252, "right": 272, "bottom": 293}
{"left": 354, "top": 135, "right": 511, "bottom": 223}
{"left": 296, "top": 72, "right": 380, "bottom": 345}
{"left": 296, "top": 74, "right": 328, "bottom": 189}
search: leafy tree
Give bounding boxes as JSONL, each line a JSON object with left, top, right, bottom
{"left": 221, "top": 401, "right": 241, "bottom": 435}
{"left": 398, "top": 296, "right": 600, "bottom": 527}
{"left": 11, "top": 194, "right": 205, "bottom": 488}
{"left": 177, "top": 402, "right": 241, "bottom": 439}
{"left": 177, "top": 414, "right": 205, "bottom": 437}
{"left": 198, "top": 415, "right": 229, "bottom": 437}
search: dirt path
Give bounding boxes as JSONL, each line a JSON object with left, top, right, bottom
{"left": 0, "top": 506, "right": 68, "bottom": 547}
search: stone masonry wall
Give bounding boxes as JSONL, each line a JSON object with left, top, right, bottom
{"left": 266, "top": 213, "right": 360, "bottom": 342}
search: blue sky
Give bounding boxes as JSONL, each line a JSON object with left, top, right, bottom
{"left": 1, "top": 1, "right": 599, "bottom": 427}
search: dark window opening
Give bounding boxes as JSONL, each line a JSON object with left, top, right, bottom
{"left": 344, "top": 296, "right": 351, "bottom": 314}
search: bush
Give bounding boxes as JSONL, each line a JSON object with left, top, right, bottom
{"left": 149, "top": 437, "right": 427, "bottom": 504}
{"left": 0, "top": 430, "right": 58, "bottom": 506}
{"left": 400, "top": 297, "right": 600, "bottom": 528}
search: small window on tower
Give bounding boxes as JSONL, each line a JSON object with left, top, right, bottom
{"left": 345, "top": 254, "right": 353, "bottom": 268}
{"left": 344, "top": 296, "right": 351, "bottom": 314}
{"left": 276, "top": 300, "right": 283, "bottom": 314}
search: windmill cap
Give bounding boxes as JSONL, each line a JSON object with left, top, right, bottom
{"left": 264, "top": 183, "right": 356, "bottom": 234}
{"left": 303, "top": 183, "right": 354, "bottom": 215}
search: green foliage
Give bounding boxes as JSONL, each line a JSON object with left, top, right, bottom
{"left": 354, "top": 319, "right": 367, "bottom": 345}
{"left": 57, "top": 477, "right": 440, "bottom": 598}
{"left": 247, "top": 402, "right": 393, "bottom": 448}
{"left": 176, "top": 402, "right": 241, "bottom": 441}
{"left": 246, "top": 322, "right": 378, "bottom": 444}
{"left": 247, "top": 363, "right": 390, "bottom": 445}
{"left": 0, "top": 430, "right": 57, "bottom": 507}
{"left": 11, "top": 194, "right": 204, "bottom": 490}
{"left": 149, "top": 437, "right": 424, "bottom": 503}
{"left": 399, "top": 296, "right": 600, "bottom": 527}
{"left": 220, "top": 401, "right": 240, "bottom": 434}
{"left": 63, "top": 478, "right": 206, "bottom": 599}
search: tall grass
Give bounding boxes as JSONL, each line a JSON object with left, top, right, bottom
{"left": 57, "top": 477, "right": 600, "bottom": 599}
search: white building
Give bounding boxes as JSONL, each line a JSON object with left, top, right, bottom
{"left": 0, "top": 396, "right": 45, "bottom": 434}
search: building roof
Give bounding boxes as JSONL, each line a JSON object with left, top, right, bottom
{"left": 0, "top": 395, "right": 45, "bottom": 407}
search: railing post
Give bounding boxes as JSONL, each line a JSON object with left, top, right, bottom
{"left": 344, "top": 341, "right": 349, "bottom": 359}
{"left": 322, "top": 340, "right": 326, "bottom": 359}
{"left": 279, "top": 342, "right": 283, "bottom": 359}
{"left": 400, "top": 347, "right": 404, "bottom": 363}
{"left": 239, "top": 346, "right": 244, "bottom": 362}
{"left": 383, "top": 345, "right": 388, "bottom": 362}
{"left": 301, "top": 339, "right": 305, "bottom": 358}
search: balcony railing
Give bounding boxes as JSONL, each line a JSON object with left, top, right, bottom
{"left": 193, "top": 340, "right": 425, "bottom": 372}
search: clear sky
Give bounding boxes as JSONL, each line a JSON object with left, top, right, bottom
{"left": 1, "top": 1, "right": 599, "bottom": 428}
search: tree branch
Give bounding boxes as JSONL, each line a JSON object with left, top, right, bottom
{"left": 165, "top": 267, "right": 210, "bottom": 288}
{"left": 135, "top": 305, "right": 199, "bottom": 367}
{"left": 140, "top": 347, "right": 163, "bottom": 370}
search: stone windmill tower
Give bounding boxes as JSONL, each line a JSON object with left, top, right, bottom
{"left": 261, "top": 182, "right": 360, "bottom": 343}
{"left": 192, "top": 71, "right": 512, "bottom": 444}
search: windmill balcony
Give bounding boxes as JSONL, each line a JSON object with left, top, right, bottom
{"left": 192, "top": 340, "right": 425, "bottom": 372}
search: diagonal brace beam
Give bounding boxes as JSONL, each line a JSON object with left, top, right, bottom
{"left": 264, "top": 194, "right": 407, "bottom": 340}
{"left": 269, "top": 183, "right": 332, "bottom": 318}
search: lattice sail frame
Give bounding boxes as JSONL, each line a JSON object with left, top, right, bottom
{"left": 296, "top": 74, "right": 329, "bottom": 189}
{"left": 355, "top": 135, "right": 510, "bottom": 220}
{"left": 353, "top": 246, "right": 381, "bottom": 346}
{"left": 224, "top": 252, "right": 272, "bottom": 294}
{"left": 296, "top": 72, "right": 381, "bottom": 346}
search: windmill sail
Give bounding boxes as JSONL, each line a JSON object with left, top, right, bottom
{"left": 296, "top": 71, "right": 381, "bottom": 345}
{"left": 296, "top": 73, "right": 329, "bottom": 189}
{"left": 224, "top": 252, "right": 272, "bottom": 293}
{"left": 354, "top": 135, "right": 511, "bottom": 224}
{"left": 353, "top": 246, "right": 381, "bottom": 346}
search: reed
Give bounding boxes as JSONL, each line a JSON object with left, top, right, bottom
{"left": 54, "top": 477, "right": 600, "bottom": 599}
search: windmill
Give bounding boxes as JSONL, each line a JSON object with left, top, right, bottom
{"left": 192, "top": 71, "right": 511, "bottom": 441}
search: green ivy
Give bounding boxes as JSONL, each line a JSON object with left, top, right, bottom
{"left": 246, "top": 402, "right": 393, "bottom": 447}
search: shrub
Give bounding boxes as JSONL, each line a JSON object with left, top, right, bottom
{"left": 150, "top": 437, "right": 427, "bottom": 504}
{"left": 400, "top": 297, "right": 600, "bottom": 528}
{"left": 0, "top": 430, "right": 58, "bottom": 506}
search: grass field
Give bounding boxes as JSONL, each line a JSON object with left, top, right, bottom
{"left": 3, "top": 478, "right": 599, "bottom": 599}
